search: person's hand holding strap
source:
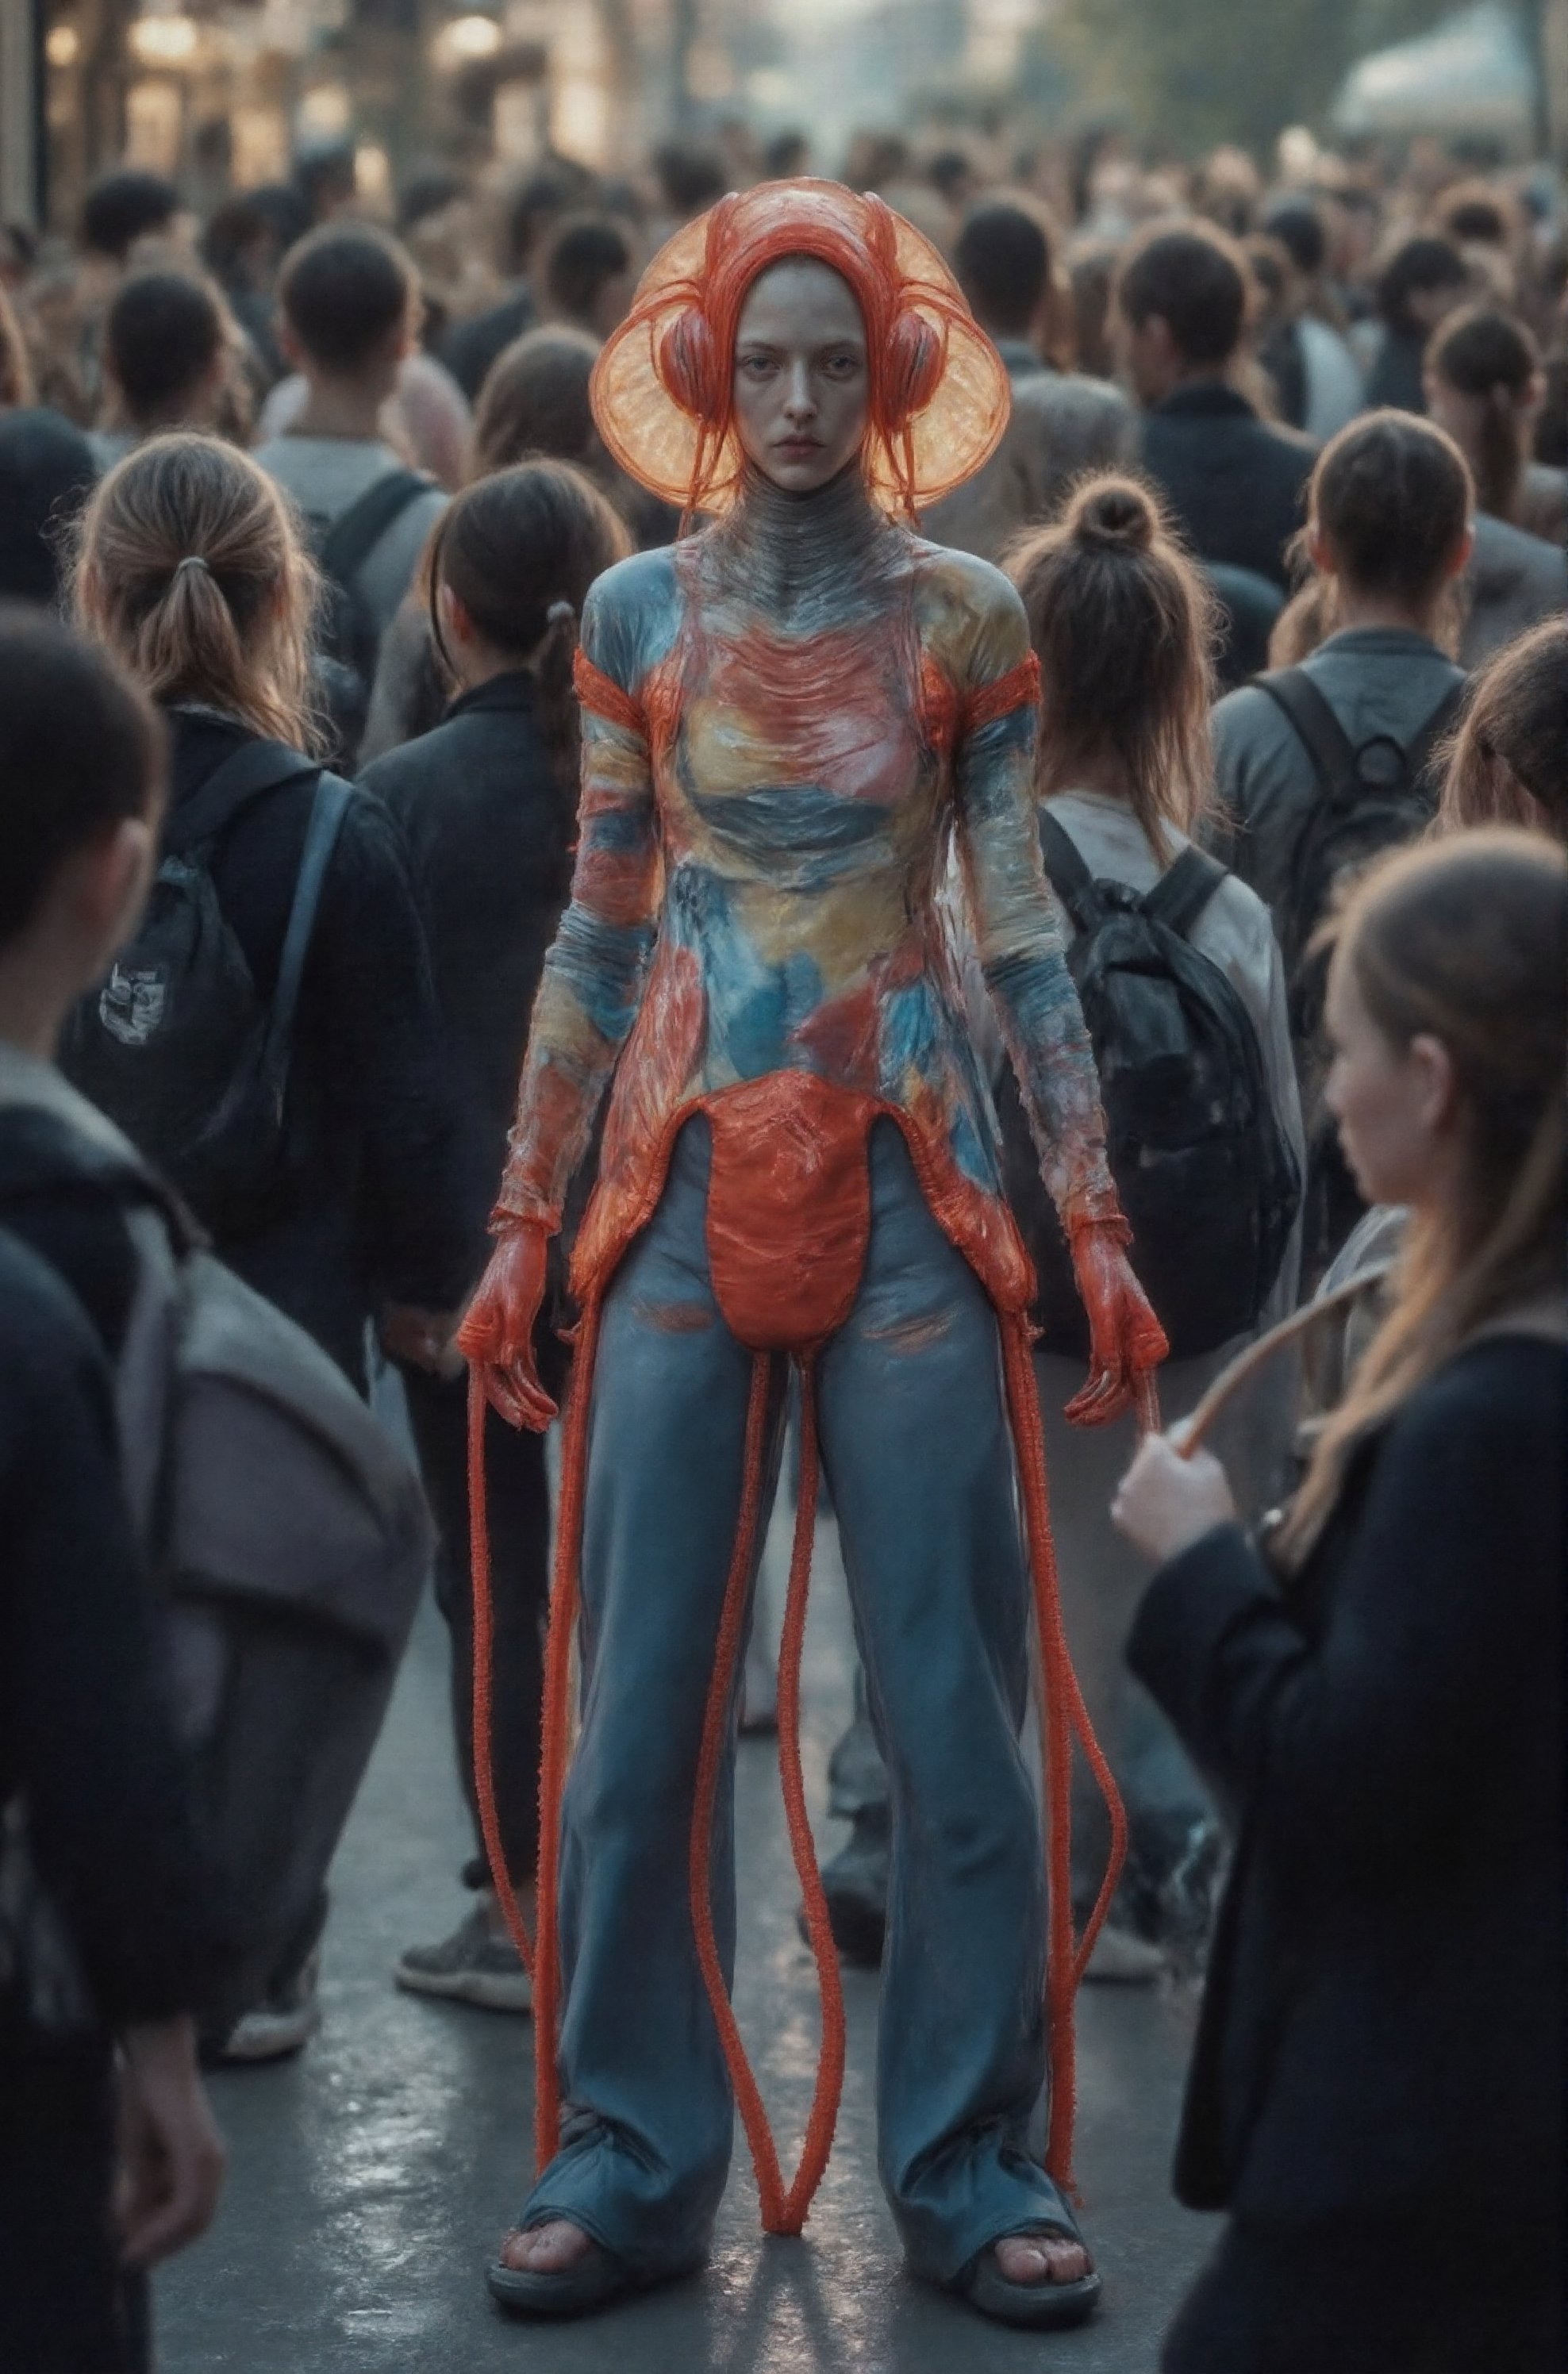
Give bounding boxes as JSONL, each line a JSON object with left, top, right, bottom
{"left": 1064, "top": 1216, "right": 1169, "bottom": 1427}
{"left": 457, "top": 1219, "right": 558, "bottom": 1432}
{"left": 1112, "top": 1431, "right": 1235, "bottom": 1564}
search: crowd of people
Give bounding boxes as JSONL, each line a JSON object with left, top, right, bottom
{"left": 0, "top": 110, "right": 1563, "bottom": 2374}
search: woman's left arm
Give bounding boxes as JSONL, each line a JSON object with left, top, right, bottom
{"left": 946, "top": 562, "right": 1167, "bottom": 1417}
{"left": 1125, "top": 1351, "right": 1564, "bottom": 1877}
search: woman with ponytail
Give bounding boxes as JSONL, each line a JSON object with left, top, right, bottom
{"left": 72, "top": 432, "right": 475, "bottom": 2052}
{"left": 359, "top": 459, "right": 629, "bottom": 2016}
{"left": 457, "top": 180, "right": 1164, "bottom": 2325}
{"left": 1000, "top": 473, "right": 1304, "bottom": 1983}
{"left": 1425, "top": 304, "right": 1567, "bottom": 543}
{"left": 1114, "top": 831, "right": 1566, "bottom": 2374}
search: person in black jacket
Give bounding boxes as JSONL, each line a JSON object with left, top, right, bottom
{"left": 1112, "top": 829, "right": 1566, "bottom": 2374}
{"left": 359, "top": 459, "right": 629, "bottom": 2013}
{"left": 0, "top": 613, "right": 227, "bottom": 2373}
{"left": 1115, "top": 224, "right": 1316, "bottom": 592}
{"left": 69, "top": 433, "right": 477, "bottom": 2061}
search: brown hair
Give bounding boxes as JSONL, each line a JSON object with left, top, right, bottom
{"left": 1309, "top": 409, "right": 1472, "bottom": 607}
{"left": 471, "top": 325, "right": 600, "bottom": 478}
{"left": 1435, "top": 618, "right": 1568, "bottom": 842}
{"left": 1277, "top": 830, "right": 1566, "bottom": 1565}
{"left": 427, "top": 458, "right": 628, "bottom": 805}
{"left": 72, "top": 432, "right": 323, "bottom": 751}
{"left": 1426, "top": 305, "right": 1540, "bottom": 521}
{"left": 0, "top": 284, "right": 35, "bottom": 410}
{"left": 1005, "top": 473, "right": 1217, "bottom": 859}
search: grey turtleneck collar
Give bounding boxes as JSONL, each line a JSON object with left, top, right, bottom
{"left": 700, "top": 460, "right": 904, "bottom": 624}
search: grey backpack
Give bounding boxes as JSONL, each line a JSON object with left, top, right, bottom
{"left": 0, "top": 1054, "right": 432, "bottom": 2034}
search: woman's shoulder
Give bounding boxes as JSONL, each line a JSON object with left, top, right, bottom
{"left": 1392, "top": 1328, "right": 1566, "bottom": 1456}
{"left": 910, "top": 542, "right": 1030, "bottom": 682}
{"left": 579, "top": 546, "right": 683, "bottom": 686}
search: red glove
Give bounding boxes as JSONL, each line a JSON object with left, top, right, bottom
{"left": 1063, "top": 1220, "right": 1168, "bottom": 1427}
{"left": 456, "top": 1221, "right": 558, "bottom": 1433}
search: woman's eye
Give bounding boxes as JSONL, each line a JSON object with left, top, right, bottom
{"left": 740, "top": 355, "right": 776, "bottom": 378}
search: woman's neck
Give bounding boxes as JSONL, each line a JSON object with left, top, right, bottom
{"left": 1330, "top": 582, "right": 1448, "bottom": 640}
{"left": 709, "top": 460, "right": 897, "bottom": 617}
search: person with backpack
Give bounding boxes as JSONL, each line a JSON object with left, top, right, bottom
{"left": 66, "top": 432, "right": 475, "bottom": 2061}
{"left": 358, "top": 460, "right": 629, "bottom": 2018}
{"left": 252, "top": 225, "right": 448, "bottom": 764}
{"left": 998, "top": 474, "right": 1303, "bottom": 1978}
{"left": 1208, "top": 412, "right": 1473, "bottom": 1276}
{"left": 0, "top": 613, "right": 228, "bottom": 2372}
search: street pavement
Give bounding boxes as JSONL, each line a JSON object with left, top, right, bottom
{"left": 159, "top": 1505, "right": 1219, "bottom": 2374}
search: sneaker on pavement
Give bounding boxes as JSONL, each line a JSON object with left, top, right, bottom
{"left": 211, "top": 1946, "right": 323, "bottom": 2064}
{"left": 395, "top": 1900, "right": 532, "bottom": 2015}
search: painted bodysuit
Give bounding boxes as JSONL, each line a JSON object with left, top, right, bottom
{"left": 494, "top": 464, "right": 1119, "bottom": 1289}
{"left": 485, "top": 463, "right": 1129, "bottom": 2280}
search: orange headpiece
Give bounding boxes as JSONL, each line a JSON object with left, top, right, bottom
{"left": 590, "top": 179, "right": 1011, "bottom": 526}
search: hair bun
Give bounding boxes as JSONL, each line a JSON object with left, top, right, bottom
{"left": 1069, "top": 476, "right": 1159, "bottom": 552}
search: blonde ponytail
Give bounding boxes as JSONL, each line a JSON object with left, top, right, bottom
{"left": 73, "top": 431, "right": 325, "bottom": 754}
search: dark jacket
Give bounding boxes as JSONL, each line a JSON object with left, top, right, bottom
{"left": 358, "top": 672, "right": 573, "bottom": 1227}
{"left": 1139, "top": 384, "right": 1316, "bottom": 590}
{"left": 0, "top": 1224, "right": 222, "bottom": 2031}
{"left": 440, "top": 287, "right": 537, "bottom": 403}
{"left": 159, "top": 708, "right": 478, "bottom": 1375}
{"left": 1128, "top": 1334, "right": 1565, "bottom": 2234}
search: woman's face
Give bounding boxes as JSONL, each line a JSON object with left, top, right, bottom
{"left": 732, "top": 259, "right": 870, "bottom": 494}
{"left": 1323, "top": 955, "right": 1458, "bottom": 1210}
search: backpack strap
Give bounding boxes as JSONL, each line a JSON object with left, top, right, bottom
{"left": 1255, "top": 667, "right": 1358, "bottom": 797}
{"left": 164, "top": 739, "right": 321, "bottom": 857}
{"left": 317, "top": 469, "right": 433, "bottom": 591}
{"left": 256, "top": 775, "right": 355, "bottom": 1099}
{"left": 1143, "top": 844, "right": 1228, "bottom": 940}
{"left": 1036, "top": 809, "right": 1105, "bottom": 934}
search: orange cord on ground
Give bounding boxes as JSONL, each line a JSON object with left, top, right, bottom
{"left": 468, "top": 1368, "right": 534, "bottom": 1980}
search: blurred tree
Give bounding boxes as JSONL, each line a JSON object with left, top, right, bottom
{"left": 1047, "top": 0, "right": 1458, "bottom": 156}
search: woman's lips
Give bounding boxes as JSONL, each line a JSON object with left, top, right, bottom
{"left": 775, "top": 438, "right": 824, "bottom": 457}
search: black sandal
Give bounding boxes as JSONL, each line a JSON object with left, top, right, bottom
{"left": 955, "top": 2199, "right": 1102, "bottom": 2331}
{"left": 486, "top": 2232, "right": 702, "bottom": 2320}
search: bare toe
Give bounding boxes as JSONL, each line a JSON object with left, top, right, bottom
{"left": 993, "top": 2233, "right": 1092, "bottom": 2287}
{"left": 499, "top": 2220, "right": 592, "bottom": 2274}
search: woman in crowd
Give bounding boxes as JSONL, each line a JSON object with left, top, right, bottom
{"left": 359, "top": 460, "right": 629, "bottom": 2018}
{"left": 1002, "top": 473, "right": 1303, "bottom": 1978}
{"left": 1211, "top": 411, "right": 1471, "bottom": 974}
{"left": 71, "top": 432, "right": 475, "bottom": 2059}
{"left": 461, "top": 179, "right": 1164, "bottom": 2326}
{"left": 1424, "top": 304, "right": 1566, "bottom": 544}
{"left": 1115, "top": 829, "right": 1565, "bottom": 2373}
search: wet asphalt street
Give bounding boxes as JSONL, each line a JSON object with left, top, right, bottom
{"left": 158, "top": 1505, "right": 1218, "bottom": 2374}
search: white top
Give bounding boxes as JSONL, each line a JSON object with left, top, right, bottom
{"left": 250, "top": 435, "right": 448, "bottom": 640}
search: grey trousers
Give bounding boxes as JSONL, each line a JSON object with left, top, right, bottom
{"left": 522, "top": 1116, "right": 1071, "bottom": 2280}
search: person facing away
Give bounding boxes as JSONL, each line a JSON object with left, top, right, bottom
{"left": 1423, "top": 305, "right": 1568, "bottom": 666}
{"left": 70, "top": 430, "right": 475, "bottom": 1390}
{"left": 1003, "top": 473, "right": 1304, "bottom": 1974}
{"left": 921, "top": 196, "right": 1136, "bottom": 563}
{"left": 0, "top": 405, "right": 97, "bottom": 607}
{"left": 538, "top": 212, "right": 637, "bottom": 344}
{"left": 1258, "top": 199, "right": 1362, "bottom": 441}
{"left": 0, "top": 612, "right": 227, "bottom": 2374}
{"left": 90, "top": 269, "right": 244, "bottom": 472}
{"left": 252, "top": 224, "right": 448, "bottom": 643}
{"left": 66, "top": 430, "right": 475, "bottom": 2064}
{"left": 439, "top": 167, "right": 573, "bottom": 402}
{"left": 1115, "top": 222, "right": 1316, "bottom": 593}
{"left": 1115, "top": 830, "right": 1566, "bottom": 2374}
{"left": 358, "top": 460, "right": 630, "bottom": 2021}
{"left": 1352, "top": 231, "right": 1469, "bottom": 416}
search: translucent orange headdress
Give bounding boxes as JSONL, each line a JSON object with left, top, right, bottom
{"left": 589, "top": 179, "right": 1011, "bottom": 526}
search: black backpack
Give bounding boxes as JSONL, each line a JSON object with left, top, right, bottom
{"left": 1257, "top": 666, "right": 1466, "bottom": 1044}
{"left": 62, "top": 740, "right": 352, "bottom": 1236}
{"left": 308, "top": 467, "right": 432, "bottom": 766}
{"left": 998, "top": 814, "right": 1301, "bottom": 1362}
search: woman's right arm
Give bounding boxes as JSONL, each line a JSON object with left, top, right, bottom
{"left": 490, "top": 575, "right": 663, "bottom": 1232}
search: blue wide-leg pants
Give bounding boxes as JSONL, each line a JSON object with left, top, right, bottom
{"left": 523, "top": 1116, "right": 1067, "bottom": 2281}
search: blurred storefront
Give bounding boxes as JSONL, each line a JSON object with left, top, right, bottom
{"left": 0, "top": 0, "right": 708, "bottom": 229}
